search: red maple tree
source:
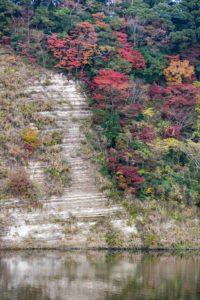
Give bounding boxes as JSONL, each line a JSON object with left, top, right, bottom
{"left": 107, "top": 149, "right": 144, "bottom": 193}
{"left": 162, "top": 83, "right": 198, "bottom": 124}
{"left": 149, "top": 84, "right": 164, "bottom": 100}
{"left": 47, "top": 22, "right": 97, "bottom": 71}
{"left": 115, "top": 31, "right": 145, "bottom": 70}
{"left": 93, "top": 69, "right": 130, "bottom": 110}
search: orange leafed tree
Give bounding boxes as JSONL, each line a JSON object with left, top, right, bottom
{"left": 48, "top": 22, "right": 97, "bottom": 70}
{"left": 73, "top": 22, "right": 97, "bottom": 65}
{"left": 163, "top": 59, "right": 194, "bottom": 83}
{"left": 93, "top": 12, "right": 109, "bottom": 29}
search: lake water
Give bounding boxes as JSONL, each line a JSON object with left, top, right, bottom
{"left": 0, "top": 251, "right": 200, "bottom": 300}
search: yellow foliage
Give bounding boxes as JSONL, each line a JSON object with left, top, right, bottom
{"left": 96, "top": 45, "right": 116, "bottom": 57}
{"left": 143, "top": 107, "right": 155, "bottom": 118}
{"left": 22, "top": 128, "right": 40, "bottom": 147}
{"left": 82, "top": 45, "right": 96, "bottom": 65}
{"left": 152, "top": 138, "right": 181, "bottom": 154}
{"left": 146, "top": 187, "right": 153, "bottom": 194}
{"left": 163, "top": 60, "right": 194, "bottom": 83}
{"left": 193, "top": 81, "right": 200, "bottom": 90}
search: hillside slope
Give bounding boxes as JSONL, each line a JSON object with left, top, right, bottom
{"left": 0, "top": 48, "right": 199, "bottom": 249}
{"left": 0, "top": 47, "right": 138, "bottom": 249}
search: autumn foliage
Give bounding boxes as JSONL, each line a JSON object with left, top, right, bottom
{"left": 22, "top": 128, "right": 40, "bottom": 148}
{"left": 93, "top": 69, "right": 129, "bottom": 110}
{"left": 108, "top": 149, "right": 144, "bottom": 193}
{"left": 93, "top": 12, "right": 109, "bottom": 29}
{"left": 7, "top": 167, "right": 32, "bottom": 197}
{"left": 149, "top": 84, "right": 164, "bottom": 100}
{"left": 115, "top": 32, "right": 145, "bottom": 70}
{"left": 47, "top": 33, "right": 81, "bottom": 70}
{"left": 162, "top": 83, "right": 198, "bottom": 123}
{"left": 2, "top": 0, "right": 200, "bottom": 203}
{"left": 163, "top": 59, "right": 195, "bottom": 83}
{"left": 48, "top": 22, "right": 97, "bottom": 70}
{"left": 164, "top": 125, "right": 181, "bottom": 139}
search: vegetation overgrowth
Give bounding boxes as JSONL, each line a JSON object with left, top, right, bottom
{"left": 0, "top": 50, "right": 70, "bottom": 201}
{"left": 0, "top": 0, "right": 200, "bottom": 207}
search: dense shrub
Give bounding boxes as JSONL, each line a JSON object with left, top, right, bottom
{"left": 7, "top": 167, "right": 32, "bottom": 197}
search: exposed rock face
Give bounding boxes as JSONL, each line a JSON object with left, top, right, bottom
{"left": 0, "top": 71, "right": 137, "bottom": 249}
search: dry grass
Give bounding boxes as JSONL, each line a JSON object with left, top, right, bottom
{"left": 0, "top": 48, "right": 70, "bottom": 201}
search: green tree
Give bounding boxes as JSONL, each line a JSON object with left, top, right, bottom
{"left": 139, "top": 46, "right": 167, "bottom": 83}
{"left": 51, "top": 7, "right": 81, "bottom": 33}
{"left": 170, "top": 0, "right": 200, "bottom": 48}
{"left": 31, "top": 6, "right": 52, "bottom": 29}
{"left": 101, "top": 110, "right": 120, "bottom": 147}
{"left": 0, "top": 0, "right": 18, "bottom": 37}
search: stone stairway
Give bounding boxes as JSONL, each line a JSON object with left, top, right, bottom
{"left": 0, "top": 72, "right": 137, "bottom": 249}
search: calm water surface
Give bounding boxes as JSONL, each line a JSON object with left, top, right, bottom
{"left": 0, "top": 251, "right": 200, "bottom": 300}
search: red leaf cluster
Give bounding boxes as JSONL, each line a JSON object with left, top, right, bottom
{"left": 130, "top": 124, "right": 155, "bottom": 142}
{"left": 164, "top": 84, "right": 197, "bottom": 106}
{"left": 107, "top": 149, "right": 144, "bottom": 191}
{"left": 0, "top": 36, "right": 10, "bottom": 45}
{"left": 93, "top": 69, "right": 129, "bottom": 89}
{"left": 164, "top": 125, "right": 181, "bottom": 139}
{"left": 47, "top": 22, "right": 97, "bottom": 70}
{"left": 93, "top": 69, "right": 129, "bottom": 110}
{"left": 48, "top": 33, "right": 81, "bottom": 70}
{"left": 149, "top": 84, "right": 164, "bottom": 100}
{"left": 183, "top": 46, "right": 200, "bottom": 65}
{"left": 115, "top": 31, "right": 145, "bottom": 70}
{"left": 115, "top": 32, "right": 128, "bottom": 44}
{"left": 118, "top": 48, "right": 145, "bottom": 70}
{"left": 116, "top": 165, "right": 144, "bottom": 185}
{"left": 162, "top": 83, "right": 198, "bottom": 122}
{"left": 139, "top": 126, "right": 155, "bottom": 142}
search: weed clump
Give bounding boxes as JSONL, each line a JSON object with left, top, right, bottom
{"left": 7, "top": 167, "right": 36, "bottom": 199}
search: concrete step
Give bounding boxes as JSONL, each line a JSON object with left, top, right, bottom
{"left": 0, "top": 69, "right": 126, "bottom": 247}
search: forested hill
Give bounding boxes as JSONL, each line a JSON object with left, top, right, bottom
{"left": 0, "top": 0, "right": 200, "bottom": 248}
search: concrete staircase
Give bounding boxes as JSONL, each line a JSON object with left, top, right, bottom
{"left": 0, "top": 72, "right": 137, "bottom": 249}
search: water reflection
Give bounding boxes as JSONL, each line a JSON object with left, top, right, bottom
{"left": 0, "top": 251, "right": 200, "bottom": 300}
